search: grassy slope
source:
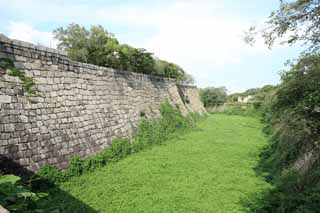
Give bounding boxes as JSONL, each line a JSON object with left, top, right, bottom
{"left": 42, "top": 115, "right": 271, "bottom": 212}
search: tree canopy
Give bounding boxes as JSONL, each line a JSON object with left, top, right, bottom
{"left": 228, "top": 85, "right": 278, "bottom": 103}
{"left": 245, "top": 0, "right": 320, "bottom": 52}
{"left": 200, "top": 87, "right": 227, "bottom": 107}
{"left": 54, "top": 23, "right": 192, "bottom": 83}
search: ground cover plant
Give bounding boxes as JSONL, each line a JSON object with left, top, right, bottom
{"left": 35, "top": 114, "right": 271, "bottom": 212}
{"left": 32, "top": 101, "right": 202, "bottom": 184}
{"left": 0, "top": 101, "right": 204, "bottom": 212}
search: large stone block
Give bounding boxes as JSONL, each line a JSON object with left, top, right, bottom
{"left": 0, "top": 95, "right": 12, "bottom": 104}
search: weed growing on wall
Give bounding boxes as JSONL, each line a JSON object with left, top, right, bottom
{"left": 0, "top": 58, "right": 36, "bottom": 95}
{"left": 0, "top": 58, "right": 14, "bottom": 69}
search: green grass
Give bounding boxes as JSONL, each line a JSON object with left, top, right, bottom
{"left": 41, "top": 114, "right": 271, "bottom": 212}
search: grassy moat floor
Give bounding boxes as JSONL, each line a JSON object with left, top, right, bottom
{"left": 40, "top": 114, "right": 271, "bottom": 212}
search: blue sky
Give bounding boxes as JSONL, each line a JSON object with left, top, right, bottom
{"left": 0, "top": 0, "right": 301, "bottom": 93}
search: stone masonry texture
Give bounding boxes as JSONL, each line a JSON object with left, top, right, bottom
{"left": 0, "top": 34, "right": 206, "bottom": 172}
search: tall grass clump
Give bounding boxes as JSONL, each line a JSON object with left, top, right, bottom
{"left": 133, "top": 101, "right": 197, "bottom": 149}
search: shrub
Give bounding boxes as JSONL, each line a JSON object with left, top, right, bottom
{"left": 66, "top": 156, "right": 84, "bottom": 177}
{"left": 250, "top": 54, "right": 320, "bottom": 212}
{"left": 200, "top": 87, "right": 227, "bottom": 108}
{"left": 32, "top": 165, "right": 66, "bottom": 190}
{"left": 134, "top": 100, "right": 199, "bottom": 149}
{"left": 82, "top": 155, "right": 106, "bottom": 173}
{"left": 103, "top": 138, "right": 132, "bottom": 162}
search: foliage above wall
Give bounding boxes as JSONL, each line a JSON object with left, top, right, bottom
{"left": 53, "top": 23, "right": 194, "bottom": 84}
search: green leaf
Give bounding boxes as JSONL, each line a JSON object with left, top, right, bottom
{"left": 0, "top": 175, "right": 20, "bottom": 185}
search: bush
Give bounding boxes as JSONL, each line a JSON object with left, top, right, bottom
{"left": 134, "top": 100, "right": 199, "bottom": 148}
{"left": 103, "top": 138, "right": 132, "bottom": 161}
{"left": 263, "top": 54, "right": 320, "bottom": 172}
{"left": 250, "top": 54, "right": 320, "bottom": 212}
{"left": 66, "top": 156, "right": 84, "bottom": 177}
{"left": 200, "top": 87, "right": 227, "bottom": 108}
{"left": 82, "top": 154, "right": 106, "bottom": 173}
{"left": 31, "top": 165, "right": 66, "bottom": 190}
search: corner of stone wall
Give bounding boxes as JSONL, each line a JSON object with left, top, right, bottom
{"left": 176, "top": 85, "right": 206, "bottom": 115}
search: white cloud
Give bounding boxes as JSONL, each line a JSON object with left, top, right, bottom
{"left": 137, "top": 1, "right": 272, "bottom": 86}
{"left": 7, "top": 22, "right": 58, "bottom": 48}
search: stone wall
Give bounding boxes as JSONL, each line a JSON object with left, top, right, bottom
{"left": 178, "top": 85, "right": 206, "bottom": 114}
{"left": 0, "top": 35, "right": 205, "bottom": 172}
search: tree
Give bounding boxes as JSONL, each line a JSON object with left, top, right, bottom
{"left": 53, "top": 23, "right": 193, "bottom": 81}
{"left": 228, "top": 85, "right": 278, "bottom": 103}
{"left": 54, "top": 24, "right": 121, "bottom": 68}
{"left": 54, "top": 23, "right": 90, "bottom": 62}
{"left": 200, "top": 87, "right": 227, "bottom": 108}
{"left": 179, "top": 73, "right": 195, "bottom": 85}
{"left": 129, "top": 48, "right": 155, "bottom": 74}
{"left": 242, "top": 2, "right": 320, "bottom": 211}
{"left": 153, "top": 59, "right": 191, "bottom": 83}
{"left": 245, "top": 0, "right": 320, "bottom": 52}
{"left": 273, "top": 54, "right": 320, "bottom": 117}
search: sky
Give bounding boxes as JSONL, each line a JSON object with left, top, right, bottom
{"left": 0, "top": 0, "right": 302, "bottom": 93}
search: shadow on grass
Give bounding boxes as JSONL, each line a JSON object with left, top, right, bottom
{"left": 240, "top": 140, "right": 320, "bottom": 213}
{"left": 0, "top": 155, "right": 98, "bottom": 213}
{"left": 237, "top": 135, "right": 278, "bottom": 213}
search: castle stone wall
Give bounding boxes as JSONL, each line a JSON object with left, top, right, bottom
{"left": 0, "top": 35, "right": 205, "bottom": 172}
